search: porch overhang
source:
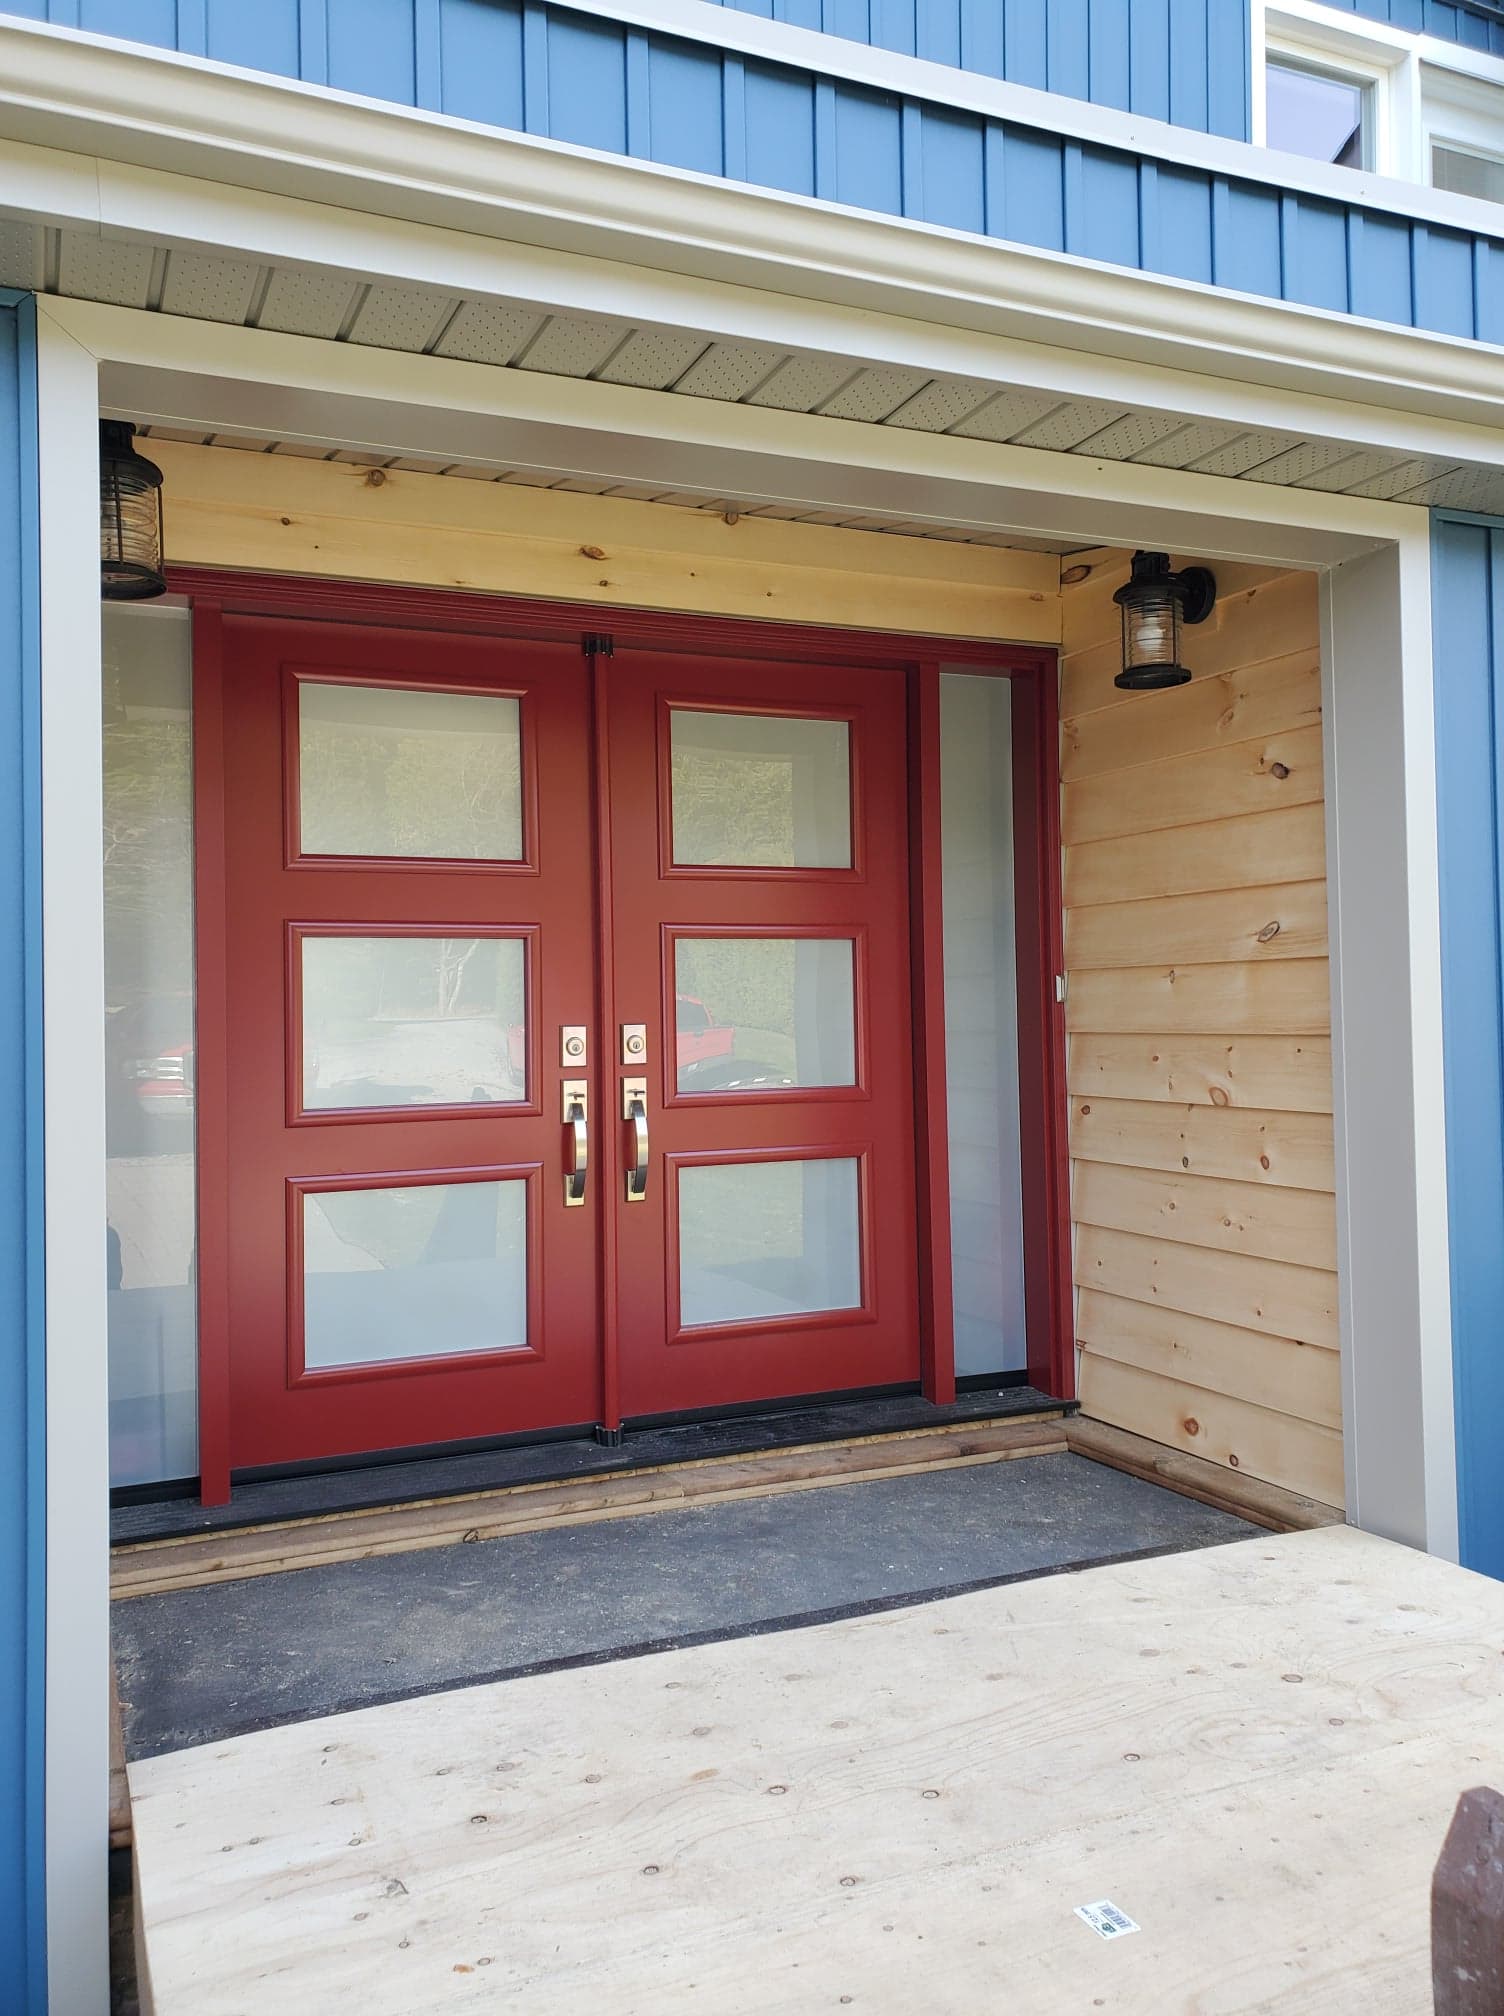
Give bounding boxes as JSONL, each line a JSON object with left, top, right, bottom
{"left": 1, "top": 14, "right": 1504, "bottom": 540}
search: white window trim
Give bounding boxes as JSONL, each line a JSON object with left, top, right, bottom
{"left": 1256, "top": 0, "right": 1504, "bottom": 188}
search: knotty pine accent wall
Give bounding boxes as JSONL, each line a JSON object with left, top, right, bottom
{"left": 1060, "top": 560, "right": 1342, "bottom": 1508}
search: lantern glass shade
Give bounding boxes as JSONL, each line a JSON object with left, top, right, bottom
{"left": 100, "top": 421, "right": 167, "bottom": 601}
{"left": 1118, "top": 583, "right": 1182, "bottom": 683}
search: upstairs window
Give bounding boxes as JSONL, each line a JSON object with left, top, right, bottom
{"left": 1433, "top": 141, "right": 1504, "bottom": 201}
{"left": 1258, "top": 4, "right": 1504, "bottom": 209}
{"left": 1266, "top": 58, "right": 1371, "bottom": 167}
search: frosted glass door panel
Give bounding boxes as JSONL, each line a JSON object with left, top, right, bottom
{"left": 670, "top": 710, "right": 851, "bottom": 867}
{"left": 302, "top": 935, "right": 527, "bottom": 1110}
{"left": 679, "top": 1158, "right": 861, "bottom": 1328}
{"left": 939, "top": 673, "right": 1027, "bottom": 1375}
{"left": 298, "top": 682, "right": 523, "bottom": 859}
{"left": 302, "top": 1179, "right": 527, "bottom": 1370}
{"left": 674, "top": 938, "right": 856, "bottom": 1092}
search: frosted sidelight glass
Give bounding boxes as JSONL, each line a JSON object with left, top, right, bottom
{"left": 678, "top": 1158, "right": 861, "bottom": 1329}
{"left": 302, "top": 1179, "right": 527, "bottom": 1370}
{"left": 298, "top": 681, "right": 523, "bottom": 859}
{"left": 103, "top": 604, "right": 199, "bottom": 1487}
{"left": 673, "top": 937, "right": 856, "bottom": 1092}
{"left": 939, "top": 672, "right": 1027, "bottom": 1376}
{"left": 302, "top": 935, "right": 527, "bottom": 1110}
{"left": 670, "top": 709, "right": 851, "bottom": 867}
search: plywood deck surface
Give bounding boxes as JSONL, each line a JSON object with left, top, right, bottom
{"left": 130, "top": 1526, "right": 1504, "bottom": 2014}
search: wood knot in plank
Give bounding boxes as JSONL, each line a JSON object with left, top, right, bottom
{"left": 1257, "top": 921, "right": 1282, "bottom": 942}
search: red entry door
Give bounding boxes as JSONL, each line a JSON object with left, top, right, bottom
{"left": 210, "top": 617, "right": 920, "bottom": 1476}
{"left": 605, "top": 648, "right": 919, "bottom": 1416}
{"left": 217, "top": 618, "right": 600, "bottom": 1469}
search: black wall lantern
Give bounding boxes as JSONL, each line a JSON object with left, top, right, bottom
{"left": 1112, "top": 550, "right": 1216, "bottom": 690}
{"left": 100, "top": 420, "right": 167, "bottom": 601}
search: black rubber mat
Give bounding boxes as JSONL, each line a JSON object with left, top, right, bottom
{"left": 114, "top": 1451, "right": 1255, "bottom": 1760}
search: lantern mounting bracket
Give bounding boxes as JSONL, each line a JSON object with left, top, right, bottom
{"left": 1179, "top": 566, "right": 1217, "bottom": 626}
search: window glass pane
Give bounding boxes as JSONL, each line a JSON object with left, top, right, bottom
{"left": 103, "top": 604, "right": 199, "bottom": 1487}
{"left": 940, "top": 672, "right": 1027, "bottom": 1377}
{"left": 678, "top": 1158, "right": 861, "bottom": 1328}
{"left": 1266, "top": 61, "right": 1367, "bottom": 167}
{"left": 298, "top": 682, "right": 523, "bottom": 860}
{"left": 673, "top": 937, "right": 856, "bottom": 1092}
{"left": 1434, "top": 144, "right": 1504, "bottom": 204}
{"left": 670, "top": 709, "right": 851, "bottom": 868}
{"left": 302, "top": 1178, "right": 527, "bottom": 1369}
{"left": 302, "top": 935, "right": 527, "bottom": 1111}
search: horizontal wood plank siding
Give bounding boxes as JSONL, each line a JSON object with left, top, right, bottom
{"left": 1063, "top": 560, "right": 1341, "bottom": 1506}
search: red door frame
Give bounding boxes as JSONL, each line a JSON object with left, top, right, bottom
{"left": 176, "top": 567, "right": 1071, "bottom": 1502}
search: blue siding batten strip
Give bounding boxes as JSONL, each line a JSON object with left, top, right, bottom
{"left": 0, "top": 285, "right": 46, "bottom": 2016}
{"left": 1433, "top": 512, "right": 1504, "bottom": 1579}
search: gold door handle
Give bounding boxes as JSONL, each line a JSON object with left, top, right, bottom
{"left": 562, "top": 1082, "right": 588, "bottom": 1207}
{"left": 623, "top": 1077, "right": 649, "bottom": 1203}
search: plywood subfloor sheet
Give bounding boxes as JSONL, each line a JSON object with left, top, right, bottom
{"left": 130, "top": 1526, "right": 1504, "bottom": 2014}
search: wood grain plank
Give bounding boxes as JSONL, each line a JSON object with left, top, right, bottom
{"left": 1074, "top": 1224, "right": 1339, "bottom": 1348}
{"left": 155, "top": 442, "right": 1061, "bottom": 642}
{"left": 1077, "top": 1349, "right": 1344, "bottom": 1502}
{"left": 1075, "top": 1287, "right": 1343, "bottom": 1429}
{"left": 1070, "top": 1095, "right": 1336, "bottom": 1188}
{"left": 1063, "top": 724, "right": 1324, "bottom": 845}
{"left": 1065, "top": 878, "right": 1327, "bottom": 969}
{"left": 1064, "top": 1415, "right": 1345, "bottom": 1528}
{"left": 1064, "top": 801, "right": 1326, "bottom": 906}
{"left": 1068, "top": 1031, "right": 1333, "bottom": 1111}
{"left": 1061, "top": 569, "right": 1318, "bottom": 716}
{"left": 1065, "top": 959, "right": 1332, "bottom": 1036}
{"left": 1062, "top": 651, "right": 1320, "bottom": 782}
{"left": 1071, "top": 1161, "right": 1337, "bottom": 1269}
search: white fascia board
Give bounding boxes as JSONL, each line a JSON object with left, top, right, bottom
{"left": 8, "top": 128, "right": 1504, "bottom": 488}
{"left": 455, "top": 0, "right": 1504, "bottom": 241}
{"left": 0, "top": 21, "right": 1502, "bottom": 442}
{"left": 50, "top": 296, "right": 1421, "bottom": 568}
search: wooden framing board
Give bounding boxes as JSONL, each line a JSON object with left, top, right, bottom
{"left": 128, "top": 1527, "right": 1484, "bottom": 2014}
{"left": 109, "top": 1418, "right": 1067, "bottom": 1600}
{"left": 150, "top": 440, "right": 1062, "bottom": 644}
{"left": 1063, "top": 1415, "right": 1345, "bottom": 1529}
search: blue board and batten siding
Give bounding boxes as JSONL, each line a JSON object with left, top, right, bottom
{"left": 1434, "top": 514, "right": 1504, "bottom": 1581}
{"left": 0, "top": 290, "right": 45, "bottom": 2015}
{"left": 1347, "top": 0, "right": 1504, "bottom": 53}
{"left": 3, "top": 0, "right": 1502, "bottom": 340}
{"left": 706, "top": 0, "right": 1252, "bottom": 137}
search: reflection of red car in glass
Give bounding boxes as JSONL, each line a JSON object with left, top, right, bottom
{"left": 114, "top": 996, "right": 196, "bottom": 1113}
{"left": 675, "top": 993, "right": 734, "bottom": 1069}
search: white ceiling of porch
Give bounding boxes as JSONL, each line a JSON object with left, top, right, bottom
{"left": 7, "top": 219, "right": 1504, "bottom": 530}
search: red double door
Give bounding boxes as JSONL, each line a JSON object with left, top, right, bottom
{"left": 215, "top": 616, "right": 919, "bottom": 1470}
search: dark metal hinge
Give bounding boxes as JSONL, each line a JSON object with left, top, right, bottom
{"left": 582, "top": 633, "right": 615, "bottom": 661}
